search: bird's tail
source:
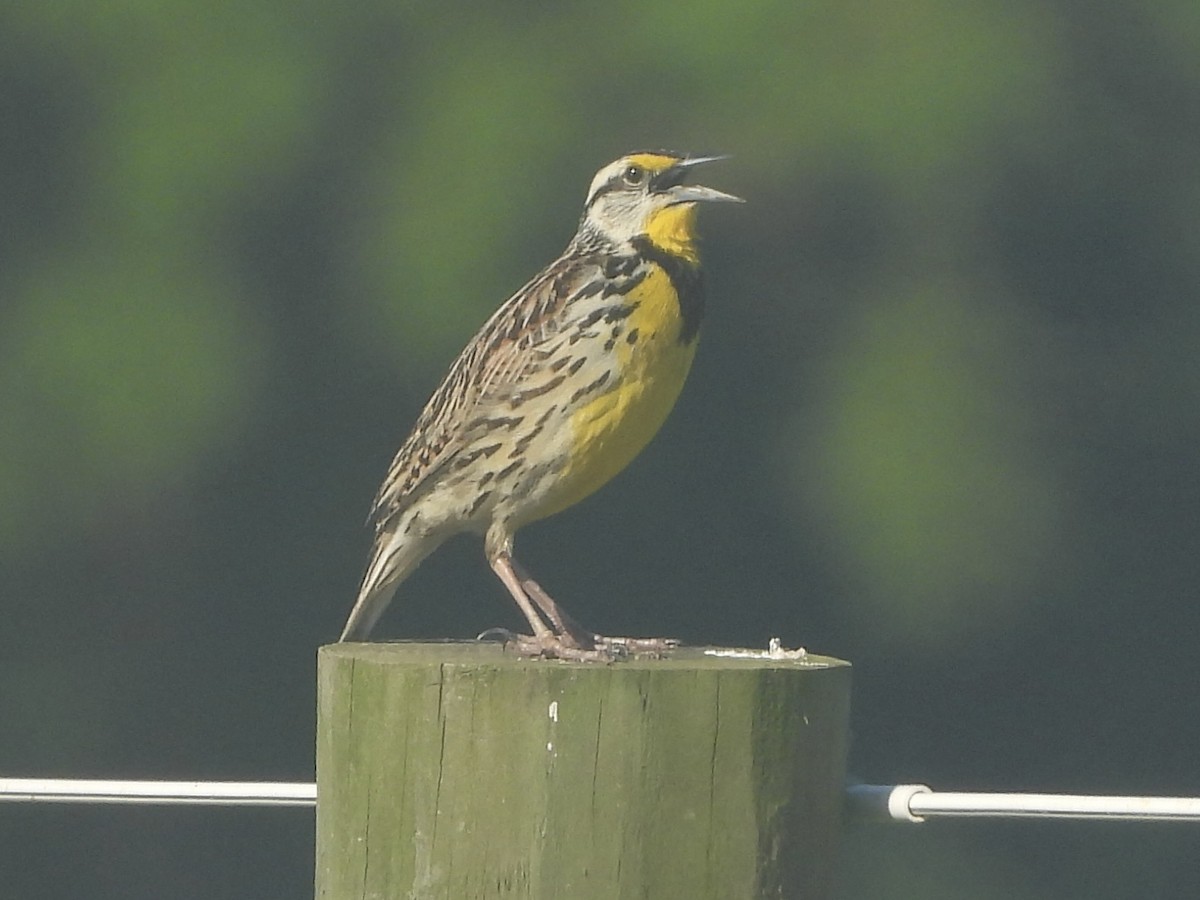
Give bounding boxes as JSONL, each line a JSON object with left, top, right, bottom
{"left": 338, "top": 529, "right": 444, "bottom": 642}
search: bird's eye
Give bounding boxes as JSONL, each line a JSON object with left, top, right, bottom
{"left": 623, "top": 165, "right": 645, "bottom": 186}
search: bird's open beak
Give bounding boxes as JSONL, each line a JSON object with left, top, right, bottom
{"left": 662, "top": 155, "right": 744, "bottom": 205}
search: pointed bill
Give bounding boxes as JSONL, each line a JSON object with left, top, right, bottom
{"left": 667, "top": 154, "right": 743, "bottom": 204}
{"left": 668, "top": 183, "right": 744, "bottom": 204}
{"left": 676, "top": 154, "right": 732, "bottom": 168}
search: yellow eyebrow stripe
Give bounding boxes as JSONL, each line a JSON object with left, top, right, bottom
{"left": 625, "top": 152, "right": 681, "bottom": 174}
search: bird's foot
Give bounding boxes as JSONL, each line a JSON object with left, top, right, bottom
{"left": 478, "top": 627, "right": 681, "bottom": 661}
{"left": 511, "top": 631, "right": 621, "bottom": 662}
{"left": 477, "top": 628, "right": 628, "bottom": 662}
{"left": 592, "top": 635, "right": 681, "bottom": 658}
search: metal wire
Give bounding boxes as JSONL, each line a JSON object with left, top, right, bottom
{"left": 846, "top": 784, "right": 1200, "bottom": 823}
{"left": 5, "top": 778, "right": 1199, "bottom": 820}
{"left": 0, "top": 778, "right": 316, "bottom": 807}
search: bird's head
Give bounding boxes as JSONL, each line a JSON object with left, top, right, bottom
{"left": 579, "top": 151, "right": 742, "bottom": 261}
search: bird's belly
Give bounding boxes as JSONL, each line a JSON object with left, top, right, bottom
{"left": 531, "top": 267, "right": 699, "bottom": 520}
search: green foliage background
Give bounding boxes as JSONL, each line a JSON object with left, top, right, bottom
{"left": 3, "top": 2, "right": 1199, "bottom": 897}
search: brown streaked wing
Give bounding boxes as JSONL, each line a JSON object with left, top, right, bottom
{"left": 368, "top": 251, "right": 608, "bottom": 530}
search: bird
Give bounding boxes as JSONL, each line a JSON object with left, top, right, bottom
{"left": 340, "top": 150, "right": 741, "bottom": 659}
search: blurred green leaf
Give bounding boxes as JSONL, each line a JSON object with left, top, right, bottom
{"left": 791, "top": 282, "right": 1064, "bottom": 647}
{"left": 0, "top": 249, "right": 267, "bottom": 552}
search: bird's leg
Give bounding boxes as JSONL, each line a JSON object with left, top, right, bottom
{"left": 511, "top": 558, "right": 680, "bottom": 658}
{"left": 488, "top": 551, "right": 555, "bottom": 640}
{"left": 488, "top": 551, "right": 611, "bottom": 661}
{"left": 509, "top": 558, "right": 597, "bottom": 650}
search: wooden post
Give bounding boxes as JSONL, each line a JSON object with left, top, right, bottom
{"left": 316, "top": 642, "right": 851, "bottom": 900}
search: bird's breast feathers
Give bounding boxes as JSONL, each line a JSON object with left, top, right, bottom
{"left": 530, "top": 261, "right": 700, "bottom": 520}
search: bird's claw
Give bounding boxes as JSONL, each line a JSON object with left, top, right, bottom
{"left": 476, "top": 628, "right": 680, "bottom": 662}
{"left": 593, "top": 635, "right": 681, "bottom": 658}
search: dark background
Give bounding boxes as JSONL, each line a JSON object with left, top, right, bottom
{"left": 3, "top": 3, "right": 1199, "bottom": 898}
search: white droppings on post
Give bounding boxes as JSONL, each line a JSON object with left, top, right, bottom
{"left": 704, "top": 639, "right": 809, "bottom": 662}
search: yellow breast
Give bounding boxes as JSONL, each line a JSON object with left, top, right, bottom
{"left": 534, "top": 264, "right": 698, "bottom": 519}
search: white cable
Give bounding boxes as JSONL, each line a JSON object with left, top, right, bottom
{"left": 0, "top": 778, "right": 316, "bottom": 807}
{"left": 846, "top": 784, "right": 1200, "bottom": 823}
{"left": 6, "top": 778, "right": 1200, "bottom": 820}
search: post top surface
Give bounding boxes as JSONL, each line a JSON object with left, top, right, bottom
{"left": 321, "top": 639, "right": 849, "bottom": 671}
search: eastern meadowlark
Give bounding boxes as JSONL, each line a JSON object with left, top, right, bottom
{"left": 340, "top": 151, "right": 741, "bottom": 659}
